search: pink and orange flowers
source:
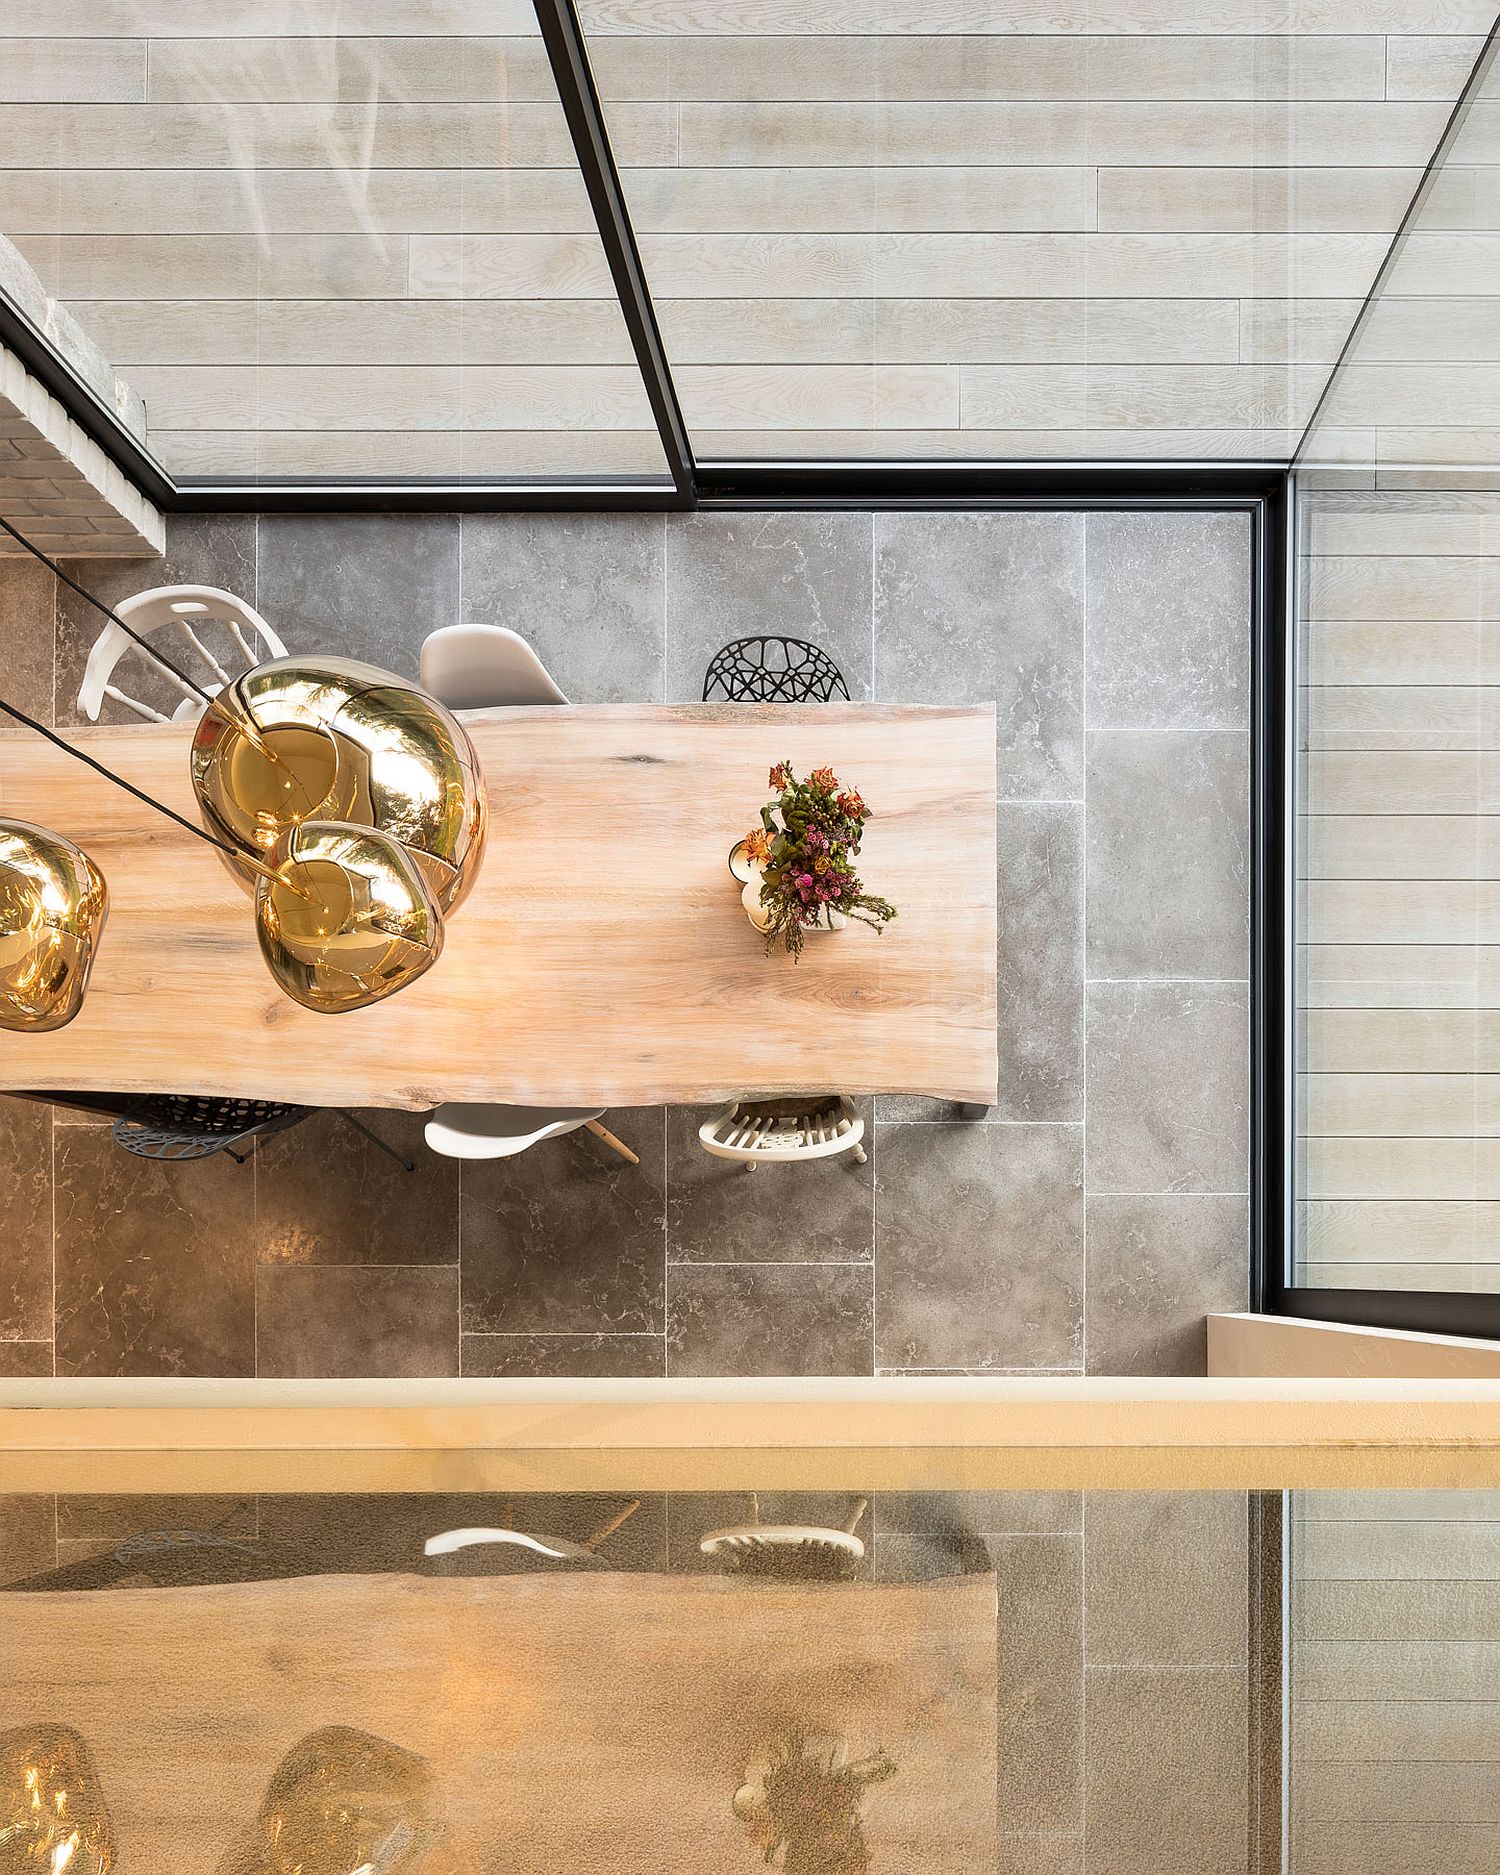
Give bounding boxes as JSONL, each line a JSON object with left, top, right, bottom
{"left": 744, "top": 761, "right": 898, "bottom": 959}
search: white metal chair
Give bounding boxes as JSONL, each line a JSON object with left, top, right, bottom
{"left": 424, "top": 1501, "right": 639, "bottom": 1576}
{"left": 418, "top": 623, "right": 567, "bottom": 709}
{"left": 424, "top": 1102, "right": 638, "bottom": 1165}
{"left": 76, "top": 583, "right": 285, "bottom": 724}
{"left": 700, "top": 1494, "right": 869, "bottom": 1581}
{"left": 698, "top": 1095, "right": 867, "bottom": 1171}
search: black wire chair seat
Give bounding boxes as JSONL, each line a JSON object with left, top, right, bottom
{"left": 111, "top": 1093, "right": 413, "bottom": 1169}
{"left": 702, "top": 635, "right": 850, "bottom": 703}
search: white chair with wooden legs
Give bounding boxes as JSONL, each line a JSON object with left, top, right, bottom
{"left": 77, "top": 583, "right": 286, "bottom": 724}
{"left": 697, "top": 1095, "right": 867, "bottom": 1171}
{"left": 418, "top": 622, "right": 567, "bottom": 709}
{"left": 424, "top": 1103, "right": 638, "bottom": 1165}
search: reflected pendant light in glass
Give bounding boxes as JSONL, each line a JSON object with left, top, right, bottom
{"left": 0, "top": 1721, "right": 116, "bottom": 1873}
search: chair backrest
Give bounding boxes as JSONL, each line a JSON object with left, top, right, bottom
{"left": 698, "top": 1095, "right": 864, "bottom": 1163}
{"left": 702, "top": 635, "right": 849, "bottom": 703}
{"left": 419, "top": 623, "right": 568, "bottom": 710}
{"left": 77, "top": 584, "right": 286, "bottom": 724}
{"left": 423, "top": 1102, "right": 602, "bottom": 1160}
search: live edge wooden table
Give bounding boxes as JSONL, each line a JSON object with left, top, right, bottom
{"left": 0, "top": 703, "right": 998, "bottom": 1110}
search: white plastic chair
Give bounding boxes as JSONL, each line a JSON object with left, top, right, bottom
{"left": 424, "top": 1102, "right": 638, "bottom": 1165}
{"left": 697, "top": 1095, "right": 867, "bottom": 1171}
{"left": 76, "top": 583, "right": 285, "bottom": 724}
{"left": 424, "top": 1502, "right": 639, "bottom": 1575}
{"left": 418, "top": 623, "right": 567, "bottom": 709}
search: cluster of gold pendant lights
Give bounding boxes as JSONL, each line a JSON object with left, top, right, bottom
{"left": 2, "top": 1718, "right": 436, "bottom": 1875}
{"left": 0, "top": 543, "right": 486, "bottom": 1032}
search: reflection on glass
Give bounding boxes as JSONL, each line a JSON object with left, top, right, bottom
{"left": 3, "top": 1483, "right": 1498, "bottom": 1873}
{"left": 1293, "top": 33, "right": 1500, "bottom": 1300}
{"left": 216, "top": 1728, "right": 434, "bottom": 1875}
{"left": 0, "top": 1723, "right": 115, "bottom": 1875}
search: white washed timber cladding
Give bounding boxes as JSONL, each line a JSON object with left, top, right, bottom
{"left": 0, "top": 1, "right": 1492, "bottom": 472}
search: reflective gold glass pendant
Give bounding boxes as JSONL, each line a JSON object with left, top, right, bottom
{"left": 190, "top": 657, "right": 486, "bottom": 913}
{"left": 0, "top": 1721, "right": 116, "bottom": 1873}
{"left": 256, "top": 819, "right": 443, "bottom": 1014}
{"left": 0, "top": 820, "right": 108, "bottom": 1033}
{"left": 215, "top": 1726, "right": 434, "bottom": 1875}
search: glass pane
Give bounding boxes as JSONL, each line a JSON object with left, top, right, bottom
{"left": 0, "top": 6, "right": 669, "bottom": 483}
{"left": 1293, "top": 37, "right": 1500, "bottom": 1299}
{"left": 583, "top": 10, "right": 1470, "bottom": 463}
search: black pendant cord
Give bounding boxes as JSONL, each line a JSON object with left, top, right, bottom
{"left": 0, "top": 511, "right": 221, "bottom": 711}
{"left": 0, "top": 692, "right": 245, "bottom": 861}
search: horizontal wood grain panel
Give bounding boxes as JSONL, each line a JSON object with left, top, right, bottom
{"left": 1304, "top": 1008, "right": 1485, "bottom": 1071}
{"left": 0, "top": 705, "right": 998, "bottom": 1108}
{"left": 1300, "top": 942, "right": 1500, "bottom": 1009}
{"left": 1098, "top": 166, "right": 1423, "bottom": 233}
{"left": 1299, "top": 1137, "right": 1494, "bottom": 1201}
{"left": 1301, "top": 690, "right": 1484, "bottom": 754}
{"left": 1304, "top": 751, "right": 1480, "bottom": 815}
{"left": 1298, "top": 1198, "right": 1483, "bottom": 1260}
{"left": 1300, "top": 1071, "right": 1489, "bottom": 1138}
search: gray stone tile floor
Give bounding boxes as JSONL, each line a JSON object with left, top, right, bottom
{"left": 0, "top": 507, "right": 1251, "bottom": 1378}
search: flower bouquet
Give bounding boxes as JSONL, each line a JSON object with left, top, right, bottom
{"left": 734, "top": 762, "right": 898, "bottom": 959}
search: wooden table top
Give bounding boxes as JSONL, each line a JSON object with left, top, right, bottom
{"left": 0, "top": 703, "right": 997, "bottom": 1109}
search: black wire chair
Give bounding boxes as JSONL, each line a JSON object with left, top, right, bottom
{"left": 110, "top": 1094, "right": 414, "bottom": 1169}
{"left": 702, "top": 635, "right": 849, "bottom": 703}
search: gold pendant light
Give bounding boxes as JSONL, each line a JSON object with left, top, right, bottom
{"left": 0, "top": 820, "right": 108, "bottom": 1033}
{"left": 256, "top": 819, "right": 444, "bottom": 1014}
{"left": 190, "top": 656, "right": 486, "bottom": 914}
{"left": 0, "top": 1722, "right": 116, "bottom": 1873}
{"left": 215, "top": 1726, "right": 435, "bottom": 1875}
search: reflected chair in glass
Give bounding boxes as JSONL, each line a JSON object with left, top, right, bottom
{"left": 423, "top": 1103, "right": 637, "bottom": 1166}
{"left": 418, "top": 622, "right": 567, "bottom": 710}
{"left": 423, "top": 1500, "right": 641, "bottom": 1575}
{"left": 697, "top": 1095, "right": 867, "bottom": 1171}
{"left": 76, "top": 583, "right": 286, "bottom": 725}
{"left": 702, "top": 636, "right": 849, "bottom": 703}
{"left": 4, "top": 1526, "right": 307, "bottom": 1593}
{"left": 111, "top": 1094, "right": 414, "bottom": 1169}
{"left": 700, "top": 1494, "right": 869, "bottom": 1582}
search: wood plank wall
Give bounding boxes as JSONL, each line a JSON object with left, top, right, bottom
{"left": 0, "top": 1, "right": 1492, "bottom": 476}
{"left": 1291, "top": 1488, "right": 1500, "bottom": 1875}
{"left": 1296, "top": 37, "right": 1500, "bottom": 1295}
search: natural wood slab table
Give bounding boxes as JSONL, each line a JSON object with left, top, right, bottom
{"left": 0, "top": 703, "right": 997, "bottom": 1109}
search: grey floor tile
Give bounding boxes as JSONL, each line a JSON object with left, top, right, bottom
{"left": 55, "top": 514, "right": 258, "bottom": 725}
{"left": 0, "top": 1096, "right": 51, "bottom": 1342}
{"left": 1086, "top": 511, "right": 1251, "bottom": 731}
{"left": 997, "top": 800, "right": 1083, "bottom": 1120}
{"left": 55, "top": 1493, "right": 256, "bottom": 1544}
{"left": 665, "top": 1102, "right": 873, "bottom": 1263}
{"left": 1084, "top": 1491, "right": 1250, "bottom": 1666}
{"left": 461, "top": 1332, "right": 665, "bottom": 1378}
{"left": 0, "top": 555, "right": 55, "bottom": 720}
{"left": 1086, "top": 981, "right": 1249, "bottom": 1196}
{"left": 53, "top": 1127, "right": 256, "bottom": 1377}
{"left": 665, "top": 510, "right": 872, "bottom": 701}
{"left": 1086, "top": 730, "right": 1248, "bottom": 981}
{"left": 0, "top": 1340, "right": 52, "bottom": 1375}
{"left": 256, "top": 512, "right": 459, "bottom": 678}
{"left": 875, "top": 1123, "right": 1082, "bottom": 1370}
{"left": 258, "top": 1491, "right": 666, "bottom": 1573}
{"left": 667, "top": 1263, "right": 874, "bottom": 1376}
{"left": 460, "top": 1108, "right": 665, "bottom": 1336}
{"left": 875, "top": 1490, "right": 1082, "bottom": 1537}
{"left": 874, "top": 510, "right": 1084, "bottom": 799}
{"left": 0, "top": 1495, "right": 56, "bottom": 1586}
{"left": 460, "top": 512, "right": 664, "bottom": 702}
{"left": 1085, "top": 1666, "right": 1249, "bottom": 1875}
{"left": 1086, "top": 1194, "right": 1249, "bottom": 1376}
{"left": 256, "top": 1264, "right": 459, "bottom": 1378}
{"left": 996, "top": 1532, "right": 1084, "bottom": 1833}
{"left": 251, "top": 1108, "right": 457, "bottom": 1266}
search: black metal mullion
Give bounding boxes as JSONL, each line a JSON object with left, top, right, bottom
{"left": 530, "top": 0, "right": 696, "bottom": 502}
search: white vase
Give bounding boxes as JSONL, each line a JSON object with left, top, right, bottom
{"left": 739, "top": 860, "right": 847, "bottom": 936}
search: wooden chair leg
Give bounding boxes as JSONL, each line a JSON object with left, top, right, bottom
{"left": 584, "top": 1117, "right": 639, "bottom": 1165}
